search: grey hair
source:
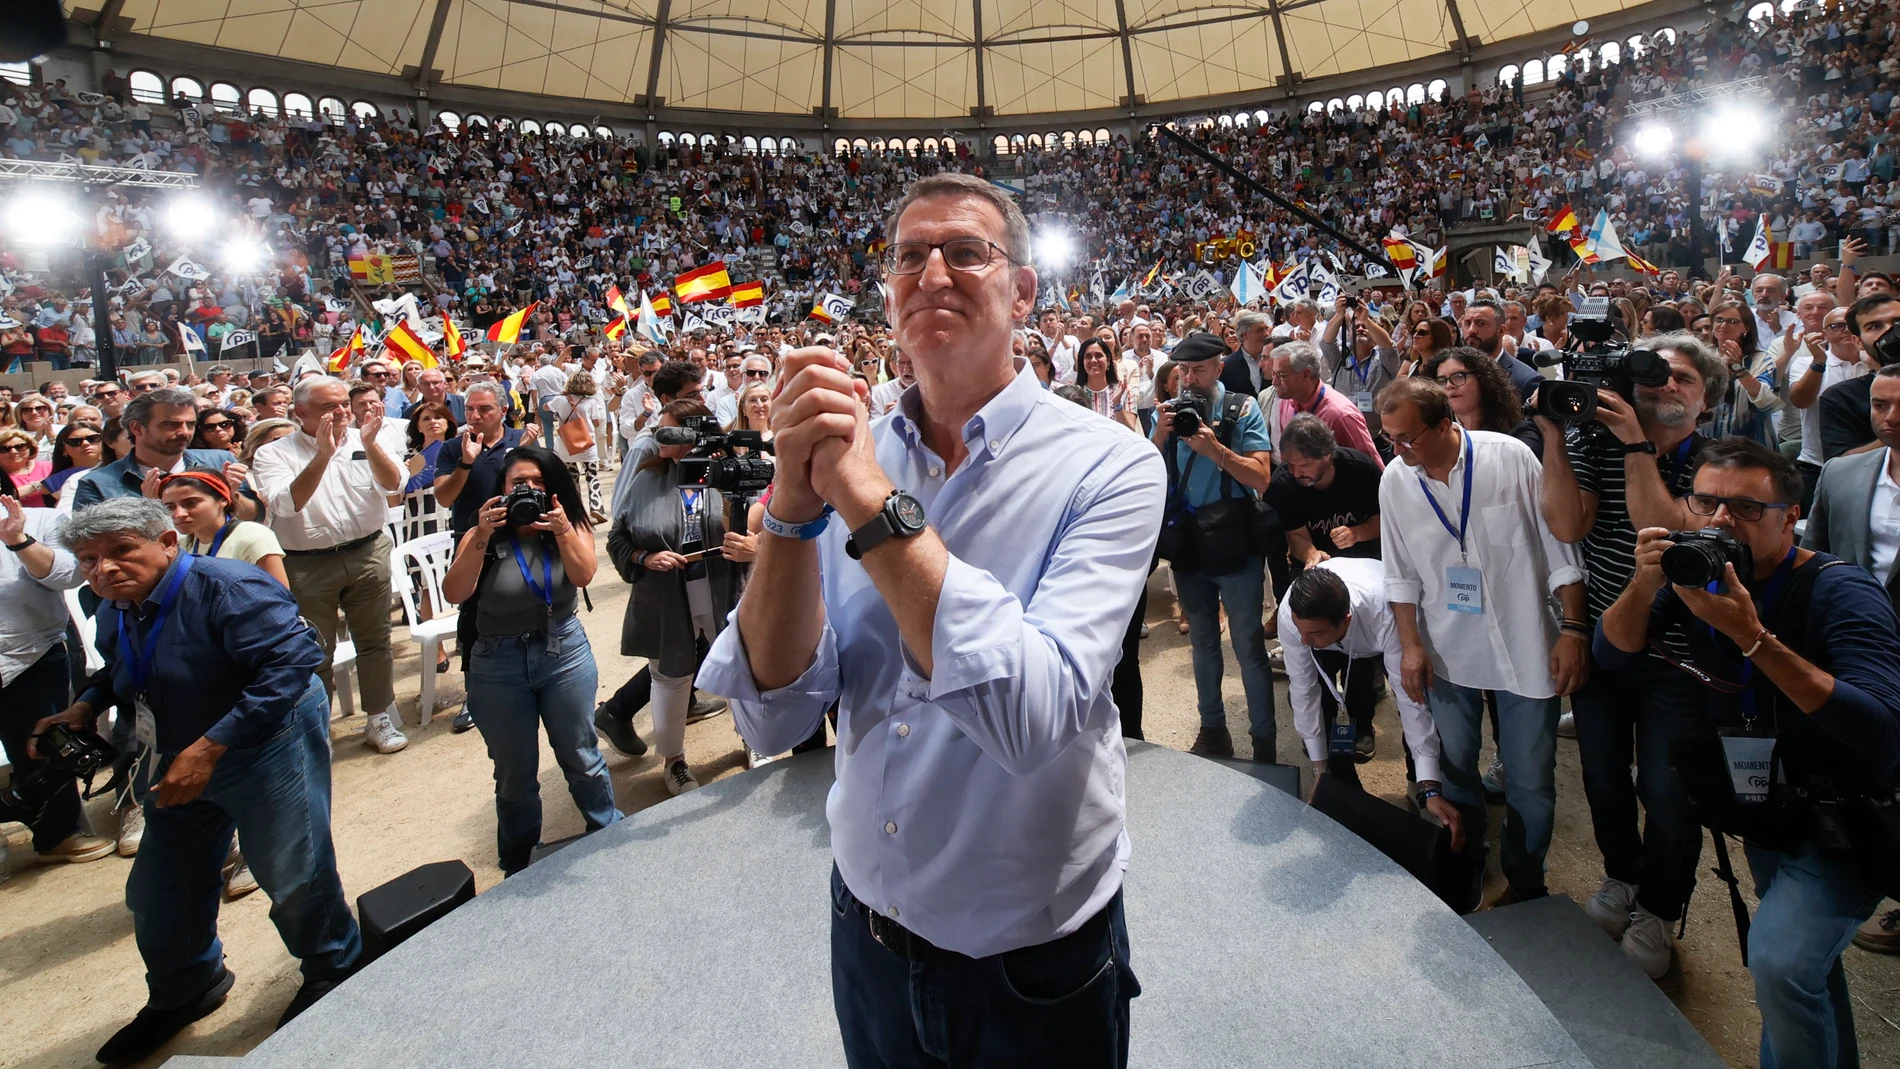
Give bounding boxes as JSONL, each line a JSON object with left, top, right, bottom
{"left": 127, "top": 370, "right": 167, "bottom": 387}
{"left": 123, "top": 386, "right": 198, "bottom": 429}
{"left": 1280, "top": 413, "right": 1337, "bottom": 461}
{"left": 464, "top": 381, "right": 506, "bottom": 405}
{"left": 1638, "top": 331, "right": 1729, "bottom": 409}
{"left": 291, "top": 375, "right": 346, "bottom": 409}
{"left": 884, "top": 172, "right": 1032, "bottom": 266}
{"left": 1274, "top": 340, "right": 1322, "bottom": 377}
{"left": 1235, "top": 310, "right": 1271, "bottom": 335}
{"left": 538, "top": 352, "right": 557, "bottom": 365}
{"left": 62, "top": 497, "right": 175, "bottom": 548}
{"left": 1751, "top": 273, "right": 1787, "bottom": 295}
{"left": 1290, "top": 299, "right": 1320, "bottom": 317}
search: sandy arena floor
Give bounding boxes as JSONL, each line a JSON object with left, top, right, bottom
{"left": 2, "top": 495, "right": 1897, "bottom": 1068}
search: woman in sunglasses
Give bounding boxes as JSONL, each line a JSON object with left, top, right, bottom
{"left": 13, "top": 392, "right": 57, "bottom": 460}
{"left": 0, "top": 428, "right": 54, "bottom": 507}
{"left": 42, "top": 421, "right": 107, "bottom": 506}
{"left": 190, "top": 409, "right": 246, "bottom": 453}
{"left": 1398, "top": 318, "right": 1456, "bottom": 379}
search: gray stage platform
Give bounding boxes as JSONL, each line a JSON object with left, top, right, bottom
{"left": 170, "top": 743, "right": 1594, "bottom": 1068}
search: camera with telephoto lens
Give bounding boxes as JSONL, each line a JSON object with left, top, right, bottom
{"left": 503, "top": 484, "right": 551, "bottom": 528}
{"left": 1661, "top": 528, "right": 1753, "bottom": 588}
{"left": 1165, "top": 387, "right": 1211, "bottom": 438}
{"left": 653, "top": 415, "right": 777, "bottom": 493}
{"left": 1869, "top": 318, "right": 1900, "bottom": 368}
{"left": 0, "top": 722, "right": 119, "bottom": 826}
{"left": 1534, "top": 297, "right": 1672, "bottom": 425}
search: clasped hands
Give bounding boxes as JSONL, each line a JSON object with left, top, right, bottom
{"left": 767, "top": 347, "right": 892, "bottom": 526}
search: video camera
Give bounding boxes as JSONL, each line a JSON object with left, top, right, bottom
{"left": 1534, "top": 297, "right": 1671, "bottom": 425}
{"left": 0, "top": 722, "right": 119, "bottom": 826}
{"left": 653, "top": 415, "right": 777, "bottom": 495}
{"left": 1164, "top": 387, "right": 1212, "bottom": 438}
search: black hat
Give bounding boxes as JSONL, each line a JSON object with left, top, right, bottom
{"left": 1169, "top": 332, "right": 1227, "bottom": 363}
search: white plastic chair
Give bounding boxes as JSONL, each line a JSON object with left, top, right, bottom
{"left": 62, "top": 587, "right": 110, "bottom": 734}
{"left": 394, "top": 531, "right": 459, "bottom": 724}
{"left": 331, "top": 629, "right": 360, "bottom": 717}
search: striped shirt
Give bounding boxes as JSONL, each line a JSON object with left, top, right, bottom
{"left": 1570, "top": 427, "right": 1702, "bottom": 656}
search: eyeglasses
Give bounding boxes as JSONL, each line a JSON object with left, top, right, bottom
{"left": 95, "top": 388, "right": 121, "bottom": 397}
{"left": 1684, "top": 493, "right": 1793, "bottom": 522}
{"left": 881, "top": 239, "right": 1020, "bottom": 276}
{"left": 66, "top": 433, "right": 102, "bottom": 445}
{"left": 0, "top": 443, "right": 33, "bottom": 454}
{"left": 1387, "top": 423, "right": 1445, "bottom": 451}
{"left": 20, "top": 404, "right": 50, "bottom": 413}
{"left": 1824, "top": 322, "right": 1851, "bottom": 332}
{"left": 742, "top": 369, "right": 772, "bottom": 379}
{"left": 1433, "top": 371, "right": 1475, "bottom": 388}
{"left": 1711, "top": 316, "right": 1746, "bottom": 327}
{"left": 131, "top": 383, "right": 160, "bottom": 392}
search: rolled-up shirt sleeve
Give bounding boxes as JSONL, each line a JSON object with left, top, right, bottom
{"left": 918, "top": 448, "right": 1165, "bottom": 776}
{"left": 701, "top": 614, "right": 841, "bottom": 758}
{"left": 200, "top": 572, "right": 326, "bottom": 749}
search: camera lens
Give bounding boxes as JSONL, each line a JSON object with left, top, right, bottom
{"left": 1661, "top": 540, "right": 1727, "bottom": 587}
{"left": 1537, "top": 380, "right": 1598, "bottom": 423}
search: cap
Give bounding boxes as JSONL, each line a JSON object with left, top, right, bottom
{"left": 1169, "top": 332, "right": 1227, "bottom": 363}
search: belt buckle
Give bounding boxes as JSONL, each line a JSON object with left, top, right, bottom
{"left": 867, "top": 911, "right": 913, "bottom": 960}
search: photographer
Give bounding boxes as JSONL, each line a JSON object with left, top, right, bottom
{"left": 1319, "top": 294, "right": 1400, "bottom": 435}
{"left": 35, "top": 498, "right": 359, "bottom": 1063}
{"left": 441, "top": 446, "right": 617, "bottom": 876}
{"left": 1538, "top": 331, "right": 1729, "bottom": 961}
{"left": 1597, "top": 438, "right": 1900, "bottom": 1066}
{"left": 1151, "top": 332, "right": 1278, "bottom": 761}
{"left": 0, "top": 485, "right": 103, "bottom": 863}
{"left": 606, "top": 398, "right": 756, "bottom": 794}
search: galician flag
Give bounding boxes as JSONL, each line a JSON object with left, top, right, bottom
{"left": 1229, "top": 260, "right": 1266, "bottom": 305}
{"left": 635, "top": 291, "right": 668, "bottom": 346}
{"left": 1587, "top": 210, "right": 1627, "bottom": 263}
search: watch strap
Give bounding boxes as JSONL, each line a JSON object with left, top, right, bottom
{"left": 4, "top": 534, "right": 35, "bottom": 552}
{"left": 846, "top": 498, "right": 900, "bottom": 560}
{"left": 1621, "top": 440, "right": 1658, "bottom": 456}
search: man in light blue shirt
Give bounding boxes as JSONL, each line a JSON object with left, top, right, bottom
{"left": 1149, "top": 332, "right": 1279, "bottom": 762}
{"left": 699, "top": 173, "right": 1164, "bottom": 1067}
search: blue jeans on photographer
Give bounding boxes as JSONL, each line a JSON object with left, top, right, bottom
{"left": 467, "top": 614, "right": 620, "bottom": 875}
{"left": 1746, "top": 841, "right": 1884, "bottom": 1069}
{"left": 1173, "top": 556, "right": 1277, "bottom": 744}
{"left": 830, "top": 865, "right": 1138, "bottom": 1068}
{"left": 1429, "top": 678, "right": 1559, "bottom": 908}
{"left": 127, "top": 678, "right": 361, "bottom": 1007}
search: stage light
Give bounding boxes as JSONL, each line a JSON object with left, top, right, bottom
{"left": 1632, "top": 124, "right": 1674, "bottom": 159}
{"left": 222, "top": 240, "right": 268, "bottom": 273}
{"left": 163, "top": 195, "right": 219, "bottom": 239}
{"left": 1702, "top": 105, "right": 1767, "bottom": 158}
{"left": 1035, "top": 228, "right": 1075, "bottom": 269}
{"left": 3, "top": 186, "right": 83, "bottom": 244}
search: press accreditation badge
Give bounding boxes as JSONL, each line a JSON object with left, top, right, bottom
{"left": 1446, "top": 565, "right": 1484, "bottom": 614}
{"left": 133, "top": 697, "right": 157, "bottom": 752}
{"left": 1721, "top": 732, "right": 1775, "bottom": 805}
{"left": 1329, "top": 722, "right": 1357, "bottom": 755}
{"left": 1355, "top": 390, "right": 1375, "bottom": 413}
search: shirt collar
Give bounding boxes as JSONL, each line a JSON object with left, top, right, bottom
{"left": 1880, "top": 448, "right": 1900, "bottom": 493}
{"left": 119, "top": 553, "right": 188, "bottom": 615}
{"left": 893, "top": 358, "right": 1042, "bottom": 462}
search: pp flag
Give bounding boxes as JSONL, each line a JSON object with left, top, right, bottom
{"left": 382, "top": 319, "right": 438, "bottom": 369}
{"left": 1269, "top": 260, "right": 1310, "bottom": 305}
{"left": 486, "top": 302, "right": 536, "bottom": 345}
{"left": 219, "top": 328, "right": 258, "bottom": 353}
{"left": 167, "top": 255, "right": 211, "bottom": 282}
{"left": 674, "top": 263, "right": 732, "bottom": 304}
{"left": 1090, "top": 270, "right": 1107, "bottom": 308}
{"left": 178, "top": 323, "right": 209, "bottom": 366}
{"left": 1526, "top": 236, "right": 1552, "bottom": 284}
{"left": 1310, "top": 261, "right": 1341, "bottom": 306}
{"left": 702, "top": 304, "right": 738, "bottom": 327}
{"left": 1229, "top": 261, "right": 1266, "bottom": 305}
{"left": 681, "top": 311, "right": 708, "bottom": 334}
{"left": 1744, "top": 214, "right": 1774, "bottom": 270}
{"left": 810, "top": 293, "right": 854, "bottom": 323}
{"left": 1183, "top": 271, "right": 1221, "bottom": 302}
{"left": 729, "top": 280, "right": 765, "bottom": 308}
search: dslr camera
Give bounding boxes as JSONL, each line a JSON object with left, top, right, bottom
{"left": 1535, "top": 297, "right": 1672, "bottom": 425}
{"left": 0, "top": 722, "right": 119, "bottom": 826}
{"left": 503, "top": 484, "right": 551, "bottom": 528}
{"left": 653, "top": 415, "right": 777, "bottom": 494}
{"left": 1661, "top": 528, "right": 1752, "bottom": 588}
{"left": 1165, "top": 387, "right": 1212, "bottom": 438}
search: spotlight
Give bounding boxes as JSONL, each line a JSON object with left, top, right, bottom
{"left": 1632, "top": 124, "right": 1674, "bottom": 158}
{"left": 221, "top": 240, "right": 268, "bottom": 273}
{"left": 163, "top": 196, "right": 219, "bottom": 239}
{"left": 3, "top": 186, "right": 83, "bottom": 244}
{"left": 1702, "top": 105, "right": 1767, "bottom": 158}
{"left": 1035, "top": 228, "right": 1075, "bottom": 270}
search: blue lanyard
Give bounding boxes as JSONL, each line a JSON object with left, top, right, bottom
{"left": 1418, "top": 431, "right": 1474, "bottom": 557}
{"left": 195, "top": 521, "right": 235, "bottom": 558}
{"left": 1300, "top": 385, "right": 1328, "bottom": 413}
{"left": 117, "top": 554, "right": 193, "bottom": 697}
{"left": 509, "top": 533, "right": 555, "bottom": 615}
{"left": 1347, "top": 355, "right": 1372, "bottom": 387}
{"left": 1663, "top": 435, "right": 1695, "bottom": 490}
{"left": 1716, "top": 546, "right": 1797, "bottom": 728}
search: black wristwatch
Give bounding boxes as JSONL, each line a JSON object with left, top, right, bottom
{"left": 4, "top": 534, "right": 35, "bottom": 553}
{"left": 846, "top": 491, "right": 927, "bottom": 560}
{"left": 1620, "top": 440, "right": 1658, "bottom": 456}
{"left": 457, "top": 457, "right": 475, "bottom": 470}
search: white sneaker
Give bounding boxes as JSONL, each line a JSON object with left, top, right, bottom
{"left": 117, "top": 804, "right": 145, "bottom": 857}
{"left": 364, "top": 711, "right": 409, "bottom": 754}
{"left": 223, "top": 855, "right": 259, "bottom": 899}
{"left": 1585, "top": 876, "right": 1639, "bottom": 940}
{"left": 1622, "top": 907, "right": 1674, "bottom": 979}
{"left": 747, "top": 748, "right": 783, "bottom": 770}
{"left": 664, "top": 758, "right": 699, "bottom": 796}
{"left": 1139, "top": 623, "right": 1151, "bottom": 639}
{"left": 1557, "top": 710, "right": 1577, "bottom": 739}
{"left": 1268, "top": 642, "right": 1286, "bottom": 673}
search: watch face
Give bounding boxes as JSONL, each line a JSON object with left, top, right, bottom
{"left": 891, "top": 493, "right": 927, "bottom": 533}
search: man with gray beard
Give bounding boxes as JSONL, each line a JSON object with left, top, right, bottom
{"left": 1534, "top": 332, "right": 1733, "bottom": 979}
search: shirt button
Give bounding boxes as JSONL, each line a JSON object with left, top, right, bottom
{"left": 888, "top": 906, "right": 900, "bottom": 918}
{"left": 988, "top": 439, "right": 1001, "bottom": 451}
{"left": 896, "top": 723, "right": 910, "bottom": 737}
{"left": 885, "top": 820, "right": 898, "bottom": 834}
{"left": 928, "top": 466, "right": 941, "bottom": 477}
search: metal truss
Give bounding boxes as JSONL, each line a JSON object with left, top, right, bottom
{"left": 0, "top": 158, "right": 200, "bottom": 189}
{"left": 1621, "top": 76, "right": 1770, "bottom": 117}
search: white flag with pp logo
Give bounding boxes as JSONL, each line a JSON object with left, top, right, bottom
{"left": 221, "top": 329, "right": 258, "bottom": 352}
{"left": 122, "top": 238, "right": 152, "bottom": 265}
{"left": 179, "top": 324, "right": 209, "bottom": 361}
{"left": 1184, "top": 271, "right": 1221, "bottom": 302}
{"left": 167, "top": 255, "right": 211, "bottom": 281}
{"left": 819, "top": 293, "right": 855, "bottom": 321}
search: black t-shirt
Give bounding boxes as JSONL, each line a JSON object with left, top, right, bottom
{"left": 1819, "top": 375, "right": 1877, "bottom": 461}
{"left": 432, "top": 426, "right": 530, "bottom": 539}
{"left": 1266, "top": 447, "right": 1382, "bottom": 559}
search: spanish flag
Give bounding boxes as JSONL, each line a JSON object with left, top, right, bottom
{"left": 1547, "top": 204, "right": 1581, "bottom": 234}
{"left": 1141, "top": 259, "right": 1163, "bottom": 289}
{"left": 327, "top": 327, "right": 365, "bottom": 374}
{"left": 649, "top": 292, "right": 673, "bottom": 317}
{"left": 1568, "top": 233, "right": 1601, "bottom": 266}
{"left": 730, "top": 280, "right": 765, "bottom": 308}
{"left": 674, "top": 263, "right": 732, "bottom": 304}
{"left": 1771, "top": 242, "right": 1795, "bottom": 271}
{"left": 382, "top": 319, "right": 438, "bottom": 369}
{"left": 442, "top": 315, "right": 466, "bottom": 361}
{"left": 605, "top": 285, "right": 630, "bottom": 318}
{"left": 1625, "top": 252, "right": 1662, "bottom": 276}
{"left": 604, "top": 315, "right": 629, "bottom": 340}
{"left": 486, "top": 302, "right": 536, "bottom": 345}
{"left": 1382, "top": 237, "right": 1417, "bottom": 271}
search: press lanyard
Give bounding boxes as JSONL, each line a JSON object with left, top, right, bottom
{"left": 1310, "top": 647, "right": 1348, "bottom": 707}
{"left": 195, "top": 521, "right": 235, "bottom": 558}
{"left": 1716, "top": 546, "right": 1797, "bottom": 729}
{"left": 1418, "top": 431, "right": 1474, "bottom": 559}
{"left": 1663, "top": 435, "right": 1695, "bottom": 490}
{"left": 1301, "top": 385, "right": 1328, "bottom": 413}
{"left": 1346, "top": 354, "right": 1372, "bottom": 387}
{"left": 509, "top": 533, "right": 555, "bottom": 618}
{"left": 118, "top": 554, "right": 193, "bottom": 697}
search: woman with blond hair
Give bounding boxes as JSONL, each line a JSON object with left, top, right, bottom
{"left": 13, "top": 392, "right": 57, "bottom": 460}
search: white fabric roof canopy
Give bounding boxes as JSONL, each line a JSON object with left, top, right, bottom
{"left": 97, "top": 0, "right": 1646, "bottom": 117}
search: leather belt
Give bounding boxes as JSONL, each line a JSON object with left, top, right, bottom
{"left": 283, "top": 532, "right": 380, "bottom": 557}
{"left": 842, "top": 885, "right": 965, "bottom": 963}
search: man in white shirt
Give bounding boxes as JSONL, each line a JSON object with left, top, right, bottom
{"left": 867, "top": 351, "right": 915, "bottom": 417}
{"left": 528, "top": 352, "right": 570, "bottom": 442}
{"left": 1278, "top": 559, "right": 1463, "bottom": 851}
{"left": 615, "top": 352, "right": 664, "bottom": 457}
{"left": 1786, "top": 304, "right": 1871, "bottom": 508}
{"left": 1037, "top": 309, "right": 1080, "bottom": 384}
{"left": 1377, "top": 378, "right": 1589, "bottom": 911}
{"left": 1272, "top": 299, "right": 1321, "bottom": 340}
{"left": 1752, "top": 272, "right": 1798, "bottom": 344}
{"left": 251, "top": 377, "right": 409, "bottom": 755}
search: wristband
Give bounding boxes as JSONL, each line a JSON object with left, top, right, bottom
{"left": 759, "top": 504, "right": 834, "bottom": 541}
{"left": 1418, "top": 787, "right": 1443, "bottom": 803}
{"left": 1742, "top": 628, "right": 1772, "bottom": 658}
{"left": 457, "top": 458, "right": 474, "bottom": 470}
{"left": 4, "top": 535, "right": 35, "bottom": 552}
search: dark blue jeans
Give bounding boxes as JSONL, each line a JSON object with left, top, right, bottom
{"left": 830, "top": 865, "right": 1138, "bottom": 1068}
{"left": 0, "top": 644, "right": 78, "bottom": 851}
{"left": 127, "top": 678, "right": 362, "bottom": 1008}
